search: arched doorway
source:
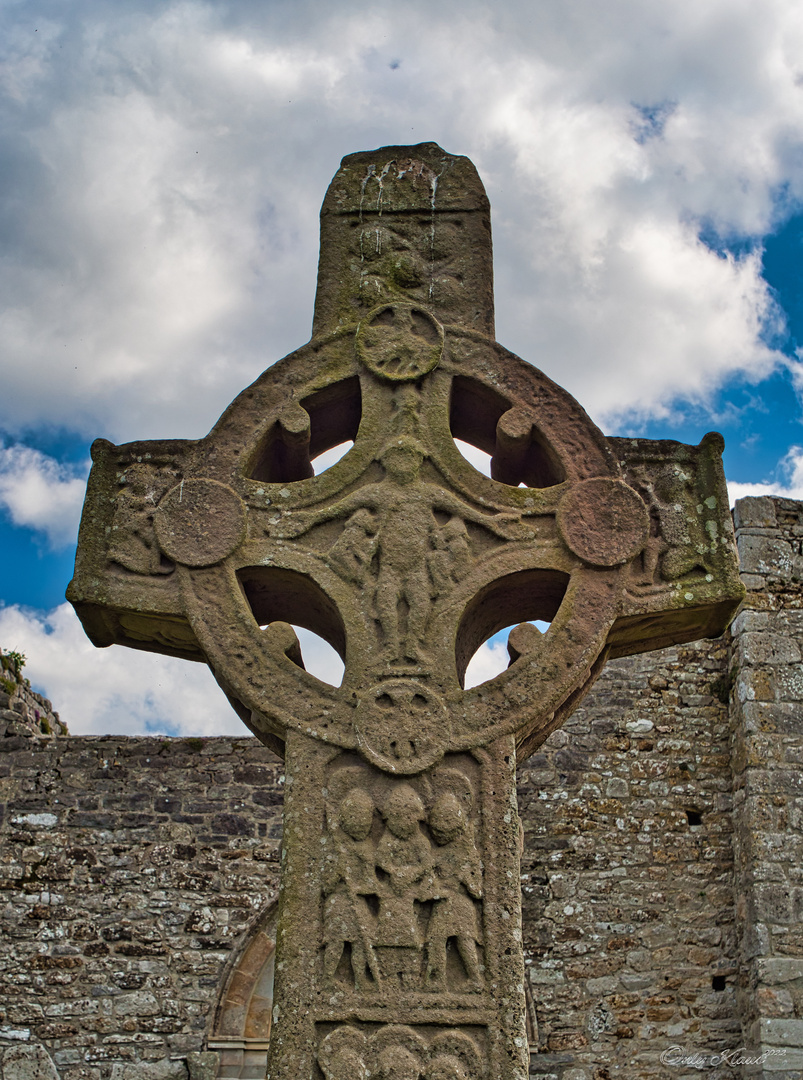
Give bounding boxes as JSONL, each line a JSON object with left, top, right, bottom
{"left": 207, "top": 901, "right": 277, "bottom": 1078}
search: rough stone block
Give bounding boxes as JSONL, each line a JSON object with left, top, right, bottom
{"left": 186, "top": 1052, "right": 220, "bottom": 1080}
{"left": 753, "top": 883, "right": 798, "bottom": 924}
{"left": 741, "top": 701, "right": 803, "bottom": 736}
{"left": 112, "top": 991, "right": 160, "bottom": 1017}
{"left": 1, "top": 1044, "right": 60, "bottom": 1080}
{"left": 736, "top": 667, "right": 776, "bottom": 703}
{"left": 625, "top": 718, "right": 654, "bottom": 734}
{"left": 760, "top": 1058, "right": 803, "bottom": 1077}
{"left": 109, "top": 1063, "right": 188, "bottom": 1080}
{"left": 739, "top": 633, "right": 801, "bottom": 666}
{"left": 606, "top": 778, "right": 630, "bottom": 798}
{"left": 775, "top": 666, "right": 803, "bottom": 703}
{"left": 734, "top": 496, "right": 779, "bottom": 530}
{"left": 776, "top": 611, "right": 803, "bottom": 634}
{"left": 756, "top": 958, "right": 803, "bottom": 985}
{"left": 738, "top": 534, "right": 795, "bottom": 578}
{"left": 742, "top": 572, "right": 768, "bottom": 590}
{"left": 731, "top": 609, "right": 771, "bottom": 635}
{"left": 758, "top": 1017, "right": 803, "bottom": 1047}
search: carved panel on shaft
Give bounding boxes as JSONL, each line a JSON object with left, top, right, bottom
{"left": 322, "top": 754, "right": 484, "bottom": 994}
{"left": 317, "top": 1023, "right": 485, "bottom": 1080}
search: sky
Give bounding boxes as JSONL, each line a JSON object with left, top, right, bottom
{"left": 2, "top": 0, "right": 803, "bottom": 737}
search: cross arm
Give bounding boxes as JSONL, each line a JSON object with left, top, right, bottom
{"left": 66, "top": 436, "right": 205, "bottom": 662}
{"left": 603, "top": 431, "right": 744, "bottom": 658}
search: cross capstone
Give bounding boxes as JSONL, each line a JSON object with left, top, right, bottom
{"left": 68, "top": 143, "right": 743, "bottom": 1080}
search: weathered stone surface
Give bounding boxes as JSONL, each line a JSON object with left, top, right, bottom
{"left": 738, "top": 534, "right": 797, "bottom": 579}
{"left": 64, "top": 145, "right": 743, "bottom": 1079}
{"left": 67, "top": 144, "right": 743, "bottom": 761}
{"left": 1, "top": 1045, "right": 60, "bottom": 1080}
{"left": 729, "top": 498, "right": 803, "bottom": 1079}
{"left": 109, "top": 1062, "right": 187, "bottom": 1080}
{"left": 734, "top": 496, "right": 779, "bottom": 531}
{"left": 185, "top": 1053, "right": 219, "bottom": 1080}
{"left": 739, "top": 632, "right": 802, "bottom": 666}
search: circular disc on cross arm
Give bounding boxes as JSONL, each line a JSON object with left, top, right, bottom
{"left": 556, "top": 478, "right": 649, "bottom": 567}
{"left": 154, "top": 479, "right": 247, "bottom": 568}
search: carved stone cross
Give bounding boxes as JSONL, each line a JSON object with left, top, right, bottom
{"left": 68, "top": 144, "right": 743, "bottom": 1080}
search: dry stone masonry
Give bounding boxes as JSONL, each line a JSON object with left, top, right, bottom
{"left": 2, "top": 496, "right": 803, "bottom": 1079}
{"left": 0, "top": 652, "right": 66, "bottom": 741}
{"left": 63, "top": 144, "right": 743, "bottom": 1080}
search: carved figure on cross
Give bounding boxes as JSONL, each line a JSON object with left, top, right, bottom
{"left": 276, "top": 434, "right": 524, "bottom": 664}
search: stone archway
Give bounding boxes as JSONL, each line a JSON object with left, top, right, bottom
{"left": 207, "top": 901, "right": 277, "bottom": 1078}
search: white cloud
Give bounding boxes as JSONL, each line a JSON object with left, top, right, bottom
{"left": 727, "top": 446, "right": 803, "bottom": 506}
{"left": 0, "top": 0, "right": 800, "bottom": 443}
{"left": 0, "top": 602, "right": 242, "bottom": 737}
{"left": 0, "top": 603, "right": 352, "bottom": 736}
{"left": 464, "top": 638, "right": 510, "bottom": 690}
{"left": 0, "top": 445, "right": 88, "bottom": 547}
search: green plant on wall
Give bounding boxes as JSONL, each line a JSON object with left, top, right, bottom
{"left": 1, "top": 649, "right": 28, "bottom": 695}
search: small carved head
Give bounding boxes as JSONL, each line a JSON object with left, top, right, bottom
{"left": 338, "top": 788, "right": 374, "bottom": 841}
{"left": 427, "top": 1053, "right": 469, "bottom": 1080}
{"left": 117, "top": 463, "right": 155, "bottom": 497}
{"left": 383, "top": 784, "right": 426, "bottom": 839}
{"left": 380, "top": 439, "right": 426, "bottom": 485}
{"left": 319, "top": 1026, "right": 367, "bottom": 1080}
{"left": 429, "top": 792, "right": 467, "bottom": 845}
{"left": 349, "top": 508, "right": 378, "bottom": 534}
{"left": 323, "top": 1047, "right": 367, "bottom": 1080}
{"left": 377, "top": 1045, "right": 422, "bottom": 1080}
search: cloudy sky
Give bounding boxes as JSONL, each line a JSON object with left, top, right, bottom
{"left": 2, "top": 0, "right": 803, "bottom": 736}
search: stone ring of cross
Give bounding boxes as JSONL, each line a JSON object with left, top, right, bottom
{"left": 159, "top": 318, "right": 651, "bottom": 773}
{"left": 69, "top": 145, "right": 739, "bottom": 775}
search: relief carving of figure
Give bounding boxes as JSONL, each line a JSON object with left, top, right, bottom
{"left": 356, "top": 204, "right": 468, "bottom": 316}
{"left": 374, "top": 785, "right": 432, "bottom": 984}
{"left": 274, "top": 438, "right": 523, "bottom": 662}
{"left": 108, "top": 463, "right": 177, "bottom": 575}
{"left": 322, "top": 788, "right": 381, "bottom": 990}
{"left": 322, "top": 761, "right": 486, "bottom": 994}
{"left": 326, "top": 507, "right": 379, "bottom": 585}
{"left": 428, "top": 517, "right": 471, "bottom": 595}
{"left": 629, "top": 464, "right": 717, "bottom": 585}
{"left": 425, "top": 792, "right": 483, "bottom": 991}
{"left": 318, "top": 1026, "right": 368, "bottom": 1080}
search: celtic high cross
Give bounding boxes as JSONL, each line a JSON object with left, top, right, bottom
{"left": 68, "top": 144, "right": 743, "bottom": 1080}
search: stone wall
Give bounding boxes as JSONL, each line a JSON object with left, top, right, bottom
{"left": 0, "top": 735, "right": 284, "bottom": 1080}
{"left": 520, "top": 637, "right": 740, "bottom": 1079}
{"left": 1, "top": 496, "right": 802, "bottom": 1080}
{"left": 0, "top": 655, "right": 67, "bottom": 740}
{"left": 729, "top": 497, "right": 803, "bottom": 1079}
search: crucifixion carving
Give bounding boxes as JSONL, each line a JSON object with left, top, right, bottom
{"left": 68, "top": 143, "right": 743, "bottom": 1080}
